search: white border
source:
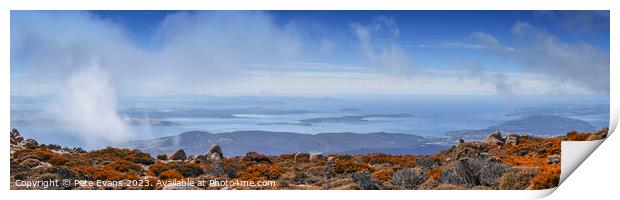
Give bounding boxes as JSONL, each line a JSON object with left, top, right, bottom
{"left": 1, "top": 0, "right": 618, "bottom": 199}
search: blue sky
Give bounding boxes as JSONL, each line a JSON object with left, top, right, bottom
{"left": 11, "top": 10, "right": 610, "bottom": 96}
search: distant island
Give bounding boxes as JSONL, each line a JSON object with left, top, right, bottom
{"left": 257, "top": 113, "right": 412, "bottom": 126}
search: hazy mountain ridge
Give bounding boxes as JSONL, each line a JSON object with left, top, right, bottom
{"left": 447, "top": 115, "right": 596, "bottom": 141}
{"left": 122, "top": 130, "right": 450, "bottom": 157}
{"left": 124, "top": 114, "right": 599, "bottom": 157}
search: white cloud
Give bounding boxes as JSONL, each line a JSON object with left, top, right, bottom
{"left": 11, "top": 11, "right": 305, "bottom": 146}
{"left": 11, "top": 11, "right": 304, "bottom": 96}
{"left": 469, "top": 22, "right": 609, "bottom": 94}
{"left": 349, "top": 16, "right": 412, "bottom": 76}
{"left": 511, "top": 22, "right": 609, "bottom": 93}
{"left": 44, "top": 66, "right": 134, "bottom": 146}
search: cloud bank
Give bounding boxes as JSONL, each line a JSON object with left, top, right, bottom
{"left": 471, "top": 22, "right": 609, "bottom": 94}
{"left": 11, "top": 11, "right": 303, "bottom": 95}
{"left": 11, "top": 11, "right": 304, "bottom": 146}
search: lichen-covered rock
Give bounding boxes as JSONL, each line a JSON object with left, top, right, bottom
{"left": 309, "top": 153, "right": 324, "bottom": 162}
{"left": 10, "top": 128, "right": 24, "bottom": 145}
{"left": 505, "top": 134, "right": 519, "bottom": 146}
{"left": 209, "top": 152, "right": 223, "bottom": 161}
{"left": 484, "top": 131, "right": 505, "bottom": 145}
{"left": 546, "top": 155, "right": 561, "bottom": 164}
{"left": 168, "top": 149, "right": 187, "bottom": 161}
{"left": 207, "top": 144, "right": 224, "bottom": 161}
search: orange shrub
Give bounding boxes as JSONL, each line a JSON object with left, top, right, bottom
{"left": 360, "top": 153, "right": 416, "bottom": 168}
{"left": 105, "top": 159, "right": 143, "bottom": 172}
{"left": 124, "top": 173, "right": 140, "bottom": 180}
{"left": 48, "top": 156, "right": 69, "bottom": 166}
{"left": 158, "top": 169, "right": 184, "bottom": 180}
{"left": 148, "top": 162, "right": 203, "bottom": 177}
{"left": 498, "top": 136, "right": 560, "bottom": 159}
{"left": 86, "top": 147, "right": 154, "bottom": 165}
{"left": 237, "top": 163, "right": 283, "bottom": 181}
{"left": 501, "top": 156, "right": 547, "bottom": 167}
{"left": 62, "top": 155, "right": 91, "bottom": 167}
{"left": 32, "top": 149, "right": 55, "bottom": 161}
{"left": 332, "top": 160, "right": 369, "bottom": 174}
{"left": 12, "top": 149, "right": 34, "bottom": 160}
{"left": 529, "top": 164, "right": 560, "bottom": 189}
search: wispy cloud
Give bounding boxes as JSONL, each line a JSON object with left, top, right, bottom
{"left": 468, "top": 22, "right": 609, "bottom": 94}
{"left": 349, "top": 16, "right": 413, "bottom": 76}
{"left": 405, "top": 33, "right": 517, "bottom": 52}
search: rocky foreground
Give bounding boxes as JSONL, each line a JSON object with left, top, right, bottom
{"left": 10, "top": 128, "right": 607, "bottom": 190}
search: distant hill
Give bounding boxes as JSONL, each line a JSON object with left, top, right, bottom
{"left": 447, "top": 115, "right": 595, "bottom": 141}
{"left": 121, "top": 131, "right": 450, "bottom": 157}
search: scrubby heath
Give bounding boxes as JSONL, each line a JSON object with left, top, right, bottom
{"left": 10, "top": 128, "right": 607, "bottom": 190}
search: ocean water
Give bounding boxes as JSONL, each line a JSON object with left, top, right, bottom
{"left": 10, "top": 95, "right": 610, "bottom": 148}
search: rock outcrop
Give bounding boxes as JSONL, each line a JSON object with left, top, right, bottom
{"left": 309, "top": 153, "right": 324, "bottom": 162}
{"left": 505, "top": 134, "right": 519, "bottom": 146}
{"left": 10, "top": 129, "right": 24, "bottom": 145}
{"left": 546, "top": 155, "right": 561, "bottom": 164}
{"left": 244, "top": 151, "right": 271, "bottom": 163}
{"left": 169, "top": 149, "right": 187, "bottom": 161}
{"left": 484, "top": 131, "right": 505, "bottom": 145}
{"left": 207, "top": 144, "right": 224, "bottom": 161}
